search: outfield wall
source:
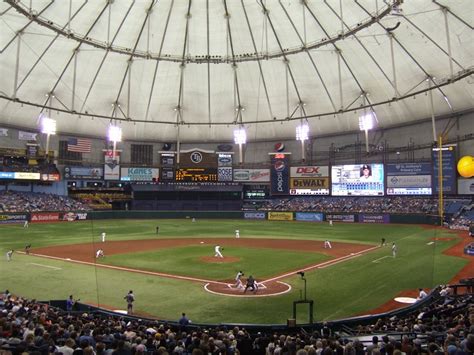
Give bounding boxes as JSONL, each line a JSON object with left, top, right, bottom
{"left": 0, "top": 210, "right": 439, "bottom": 224}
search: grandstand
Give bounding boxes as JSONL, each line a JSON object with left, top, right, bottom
{"left": 0, "top": 0, "right": 473, "bottom": 354}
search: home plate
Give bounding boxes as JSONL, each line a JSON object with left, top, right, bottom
{"left": 394, "top": 297, "right": 417, "bottom": 304}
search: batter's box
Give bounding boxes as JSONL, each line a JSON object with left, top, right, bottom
{"left": 256, "top": 283, "right": 266, "bottom": 289}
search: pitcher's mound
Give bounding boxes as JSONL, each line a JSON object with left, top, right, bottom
{"left": 200, "top": 256, "right": 240, "bottom": 263}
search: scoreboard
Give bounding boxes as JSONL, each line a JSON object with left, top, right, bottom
{"left": 175, "top": 168, "right": 218, "bottom": 182}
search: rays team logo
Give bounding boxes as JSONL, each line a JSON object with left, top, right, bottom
{"left": 190, "top": 151, "right": 203, "bottom": 164}
{"left": 274, "top": 160, "right": 285, "bottom": 171}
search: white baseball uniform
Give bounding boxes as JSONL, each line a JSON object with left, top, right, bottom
{"left": 214, "top": 245, "right": 223, "bottom": 258}
{"left": 324, "top": 240, "right": 332, "bottom": 249}
{"left": 101, "top": 232, "right": 106, "bottom": 242}
{"left": 235, "top": 229, "right": 240, "bottom": 238}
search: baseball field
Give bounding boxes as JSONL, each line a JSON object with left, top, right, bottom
{"left": 0, "top": 218, "right": 470, "bottom": 324}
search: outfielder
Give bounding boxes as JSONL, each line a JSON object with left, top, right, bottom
{"left": 214, "top": 245, "right": 224, "bottom": 258}
{"left": 392, "top": 242, "right": 397, "bottom": 258}
{"left": 101, "top": 232, "right": 106, "bottom": 243}
{"left": 235, "top": 229, "right": 240, "bottom": 238}
{"left": 6, "top": 249, "right": 14, "bottom": 262}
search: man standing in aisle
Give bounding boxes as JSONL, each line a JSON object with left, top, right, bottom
{"left": 124, "top": 290, "right": 135, "bottom": 315}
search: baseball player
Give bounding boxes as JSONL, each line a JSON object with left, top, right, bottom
{"left": 25, "top": 244, "right": 31, "bottom": 255}
{"left": 235, "top": 229, "right": 240, "bottom": 238}
{"left": 244, "top": 275, "right": 258, "bottom": 294}
{"left": 234, "top": 271, "right": 244, "bottom": 289}
{"left": 23, "top": 220, "right": 29, "bottom": 228}
{"left": 324, "top": 240, "right": 332, "bottom": 249}
{"left": 101, "top": 232, "right": 106, "bottom": 243}
{"left": 96, "top": 249, "right": 105, "bottom": 258}
{"left": 214, "top": 245, "right": 224, "bottom": 258}
{"left": 6, "top": 249, "right": 14, "bottom": 262}
{"left": 329, "top": 220, "right": 333, "bottom": 226}
{"left": 392, "top": 242, "right": 397, "bottom": 258}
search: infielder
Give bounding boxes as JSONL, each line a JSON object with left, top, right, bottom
{"left": 392, "top": 242, "right": 397, "bottom": 258}
{"left": 214, "top": 245, "right": 224, "bottom": 258}
{"left": 324, "top": 240, "right": 332, "bottom": 249}
{"left": 101, "top": 232, "right": 106, "bottom": 243}
{"left": 96, "top": 249, "right": 105, "bottom": 258}
{"left": 6, "top": 249, "right": 14, "bottom": 262}
{"left": 235, "top": 229, "right": 240, "bottom": 238}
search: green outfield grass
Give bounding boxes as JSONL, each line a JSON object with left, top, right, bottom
{"left": 0, "top": 219, "right": 468, "bottom": 324}
{"left": 99, "top": 245, "right": 331, "bottom": 280}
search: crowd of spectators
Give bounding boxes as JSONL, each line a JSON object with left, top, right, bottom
{"left": 0, "top": 191, "right": 91, "bottom": 213}
{"left": 255, "top": 197, "right": 442, "bottom": 214}
{"left": 0, "top": 287, "right": 472, "bottom": 355}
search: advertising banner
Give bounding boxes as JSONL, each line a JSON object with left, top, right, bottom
{"left": 104, "top": 151, "right": 120, "bottom": 181}
{"left": 41, "top": 173, "right": 61, "bottom": 182}
{"left": 0, "top": 214, "right": 27, "bottom": 224}
{"left": 217, "top": 153, "right": 233, "bottom": 167}
{"left": 0, "top": 172, "right": 15, "bottom": 179}
{"left": 18, "top": 131, "right": 37, "bottom": 141}
{"left": 14, "top": 172, "right": 41, "bottom": 180}
{"left": 31, "top": 213, "right": 60, "bottom": 223}
{"left": 244, "top": 212, "right": 266, "bottom": 220}
{"left": 290, "top": 178, "right": 329, "bottom": 189}
{"left": 458, "top": 178, "right": 474, "bottom": 195}
{"left": 326, "top": 214, "right": 355, "bottom": 222}
{"left": 290, "top": 166, "right": 329, "bottom": 177}
{"left": 0, "top": 128, "right": 8, "bottom": 136}
{"left": 64, "top": 166, "right": 104, "bottom": 180}
{"left": 268, "top": 212, "right": 293, "bottom": 221}
{"left": 387, "top": 175, "right": 432, "bottom": 188}
{"left": 218, "top": 167, "right": 233, "bottom": 182}
{"left": 270, "top": 154, "right": 290, "bottom": 195}
{"left": 432, "top": 146, "right": 456, "bottom": 194}
{"left": 359, "top": 214, "right": 390, "bottom": 223}
{"left": 233, "top": 169, "right": 270, "bottom": 182}
{"left": 120, "top": 168, "right": 159, "bottom": 182}
{"left": 295, "top": 212, "right": 324, "bottom": 222}
{"left": 62, "top": 212, "right": 88, "bottom": 221}
{"left": 386, "top": 163, "right": 432, "bottom": 175}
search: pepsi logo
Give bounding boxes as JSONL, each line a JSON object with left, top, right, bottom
{"left": 275, "top": 143, "right": 285, "bottom": 152}
{"left": 274, "top": 160, "right": 285, "bottom": 171}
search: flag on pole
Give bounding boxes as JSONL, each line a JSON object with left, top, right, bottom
{"left": 67, "top": 138, "right": 92, "bottom": 153}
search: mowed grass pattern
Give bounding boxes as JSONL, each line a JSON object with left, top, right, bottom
{"left": 100, "top": 245, "right": 331, "bottom": 280}
{"left": 0, "top": 219, "right": 468, "bottom": 324}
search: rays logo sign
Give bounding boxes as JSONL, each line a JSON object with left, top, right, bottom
{"left": 190, "top": 151, "right": 203, "bottom": 164}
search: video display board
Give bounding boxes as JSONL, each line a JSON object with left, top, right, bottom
{"left": 432, "top": 146, "right": 457, "bottom": 194}
{"left": 175, "top": 168, "right": 218, "bottom": 182}
{"left": 120, "top": 168, "right": 159, "bottom": 182}
{"left": 331, "top": 164, "right": 384, "bottom": 196}
{"left": 386, "top": 163, "right": 432, "bottom": 195}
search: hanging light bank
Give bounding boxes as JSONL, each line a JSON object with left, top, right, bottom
{"left": 359, "top": 111, "right": 376, "bottom": 152}
{"left": 108, "top": 124, "right": 122, "bottom": 159}
{"left": 40, "top": 115, "right": 56, "bottom": 159}
{"left": 296, "top": 122, "right": 309, "bottom": 162}
{"left": 233, "top": 127, "right": 247, "bottom": 164}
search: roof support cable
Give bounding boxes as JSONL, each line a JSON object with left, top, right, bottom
{"left": 113, "top": 0, "right": 156, "bottom": 120}
{"left": 2, "top": 0, "right": 54, "bottom": 54}
{"left": 280, "top": 1, "right": 337, "bottom": 111}
{"left": 240, "top": 0, "right": 274, "bottom": 119}
{"left": 206, "top": 0, "right": 211, "bottom": 126}
{"left": 224, "top": 0, "right": 242, "bottom": 111}
{"left": 16, "top": 0, "right": 88, "bottom": 93}
{"left": 144, "top": 0, "right": 174, "bottom": 121}
{"left": 442, "top": 8, "right": 454, "bottom": 79}
{"left": 389, "top": 34, "right": 398, "bottom": 98}
{"left": 428, "top": 78, "right": 437, "bottom": 142}
{"left": 79, "top": 1, "right": 136, "bottom": 113}
{"left": 12, "top": 33, "right": 21, "bottom": 99}
{"left": 323, "top": 1, "right": 401, "bottom": 98}
{"left": 72, "top": 51, "right": 78, "bottom": 110}
{"left": 259, "top": 1, "right": 305, "bottom": 111}
{"left": 432, "top": 0, "right": 473, "bottom": 30}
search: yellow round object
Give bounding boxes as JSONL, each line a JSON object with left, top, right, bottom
{"left": 457, "top": 155, "right": 474, "bottom": 178}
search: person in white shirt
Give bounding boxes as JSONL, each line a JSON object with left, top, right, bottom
{"left": 392, "top": 242, "right": 397, "bottom": 258}
{"left": 418, "top": 288, "right": 428, "bottom": 300}
{"left": 96, "top": 249, "right": 104, "bottom": 258}
{"left": 214, "top": 245, "right": 224, "bottom": 258}
{"left": 324, "top": 240, "right": 332, "bottom": 249}
{"left": 6, "top": 249, "right": 13, "bottom": 261}
{"left": 329, "top": 220, "right": 333, "bottom": 226}
{"left": 234, "top": 271, "right": 244, "bottom": 289}
{"left": 235, "top": 229, "right": 240, "bottom": 238}
{"left": 23, "top": 220, "right": 29, "bottom": 228}
{"left": 101, "top": 232, "right": 106, "bottom": 242}
{"left": 359, "top": 164, "right": 374, "bottom": 182}
{"left": 57, "top": 338, "right": 75, "bottom": 355}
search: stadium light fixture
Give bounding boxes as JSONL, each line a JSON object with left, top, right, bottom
{"left": 296, "top": 122, "right": 309, "bottom": 161}
{"left": 40, "top": 115, "right": 56, "bottom": 159}
{"left": 233, "top": 127, "right": 246, "bottom": 164}
{"left": 108, "top": 124, "right": 122, "bottom": 158}
{"left": 359, "top": 111, "right": 376, "bottom": 153}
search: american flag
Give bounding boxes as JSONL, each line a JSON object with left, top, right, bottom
{"left": 67, "top": 138, "right": 92, "bottom": 153}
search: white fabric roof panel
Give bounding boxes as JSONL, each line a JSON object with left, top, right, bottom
{"left": 0, "top": 0, "right": 472, "bottom": 142}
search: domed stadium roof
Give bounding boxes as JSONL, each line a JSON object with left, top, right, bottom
{"left": 0, "top": 0, "right": 472, "bottom": 142}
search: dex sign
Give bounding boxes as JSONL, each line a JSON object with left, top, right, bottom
{"left": 291, "top": 166, "right": 329, "bottom": 178}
